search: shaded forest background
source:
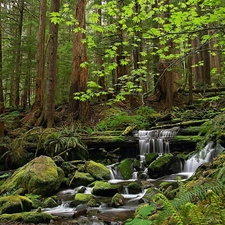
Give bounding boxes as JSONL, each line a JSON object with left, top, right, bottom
{"left": 0, "top": 0, "right": 225, "bottom": 128}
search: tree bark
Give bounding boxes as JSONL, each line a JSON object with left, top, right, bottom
{"left": 43, "top": 0, "right": 60, "bottom": 128}
{"left": 33, "top": 0, "right": 47, "bottom": 111}
{"left": 13, "top": 0, "right": 24, "bottom": 108}
{"left": 0, "top": 0, "right": 5, "bottom": 114}
{"left": 69, "top": 0, "right": 89, "bottom": 120}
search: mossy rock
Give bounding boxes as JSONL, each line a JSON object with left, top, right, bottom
{"left": 127, "top": 182, "right": 142, "bottom": 194}
{"left": 144, "top": 153, "right": 158, "bottom": 165}
{"left": 25, "top": 194, "right": 42, "bottom": 209}
{"left": 85, "top": 160, "right": 111, "bottom": 180}
{"left": 42, "top": 197, "right": 58, "bottom": 208}
{"left": 0, "top": 155, "right": 65, "bottom": 196}
{"left": 148, "top": 153, "right": 178, "bottom": 179}
{"left": 91, "top": 181, "right": 120, "bottom": 197}
{"left": 69, "top": 193, "right": 93, "bottom": 207}
{"left": 69, "top": 171, "right": 95, "bottom": 188}
{"left": 87, "top": 198, "right": 101, "bottom": 207}
{"left": 111, "top": 193, "right": 125, "bottom": 208}
{"left": 119, "top": 159, "right": 133, "bottom": 180}
{"left": 0, "top": 195, "right": 32, "bottom": 214}
{"left": 0, "top": 211, "right": 54, "bottom": 224}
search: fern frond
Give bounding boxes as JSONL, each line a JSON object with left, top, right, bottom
{"left": 206, "top": 190, "right": 225, "bottom": 224}
{"left": 153, "top": 193, "right": 183, "bottom": 225}
{"left": 182, "top": 202, "right": 207, "bottom": 225}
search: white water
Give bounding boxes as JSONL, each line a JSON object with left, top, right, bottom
{"left": 136, "top": 127, "right": 179, "bottom": 154}
{"left": 183, "top": 142, "right": 224, "bottom": 173}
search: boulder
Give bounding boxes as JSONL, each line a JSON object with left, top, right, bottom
{"left": 85, "top": 160, "right": 111, "bottom": 180}
{"left": 119, "top": 159, "right": 133, "bottom": 180}
{"left": 69, "top": 193, "right": 93, "bottom": 207}
{"left": 111, "top": 193, "right": 125, "bottom": 208}
{"left": 91, "top": 181, "right": 120, "bottom": 197}
{"left": 148, "top": 153, "right": 178, "bottom": 179}
{"left": 0, "top": 155, "right": 65, "bottom": 196}
{"left": 0, "top": 211, "right": 53, "bottom": 224}
{"left": 0, "top": 195, "right": 32, "bottom": 214}
{"left": 42, "top": 196, "right": 58, "bottom": 208}
{"left": 69, "top": 171, "right": 95, "bottom": 188}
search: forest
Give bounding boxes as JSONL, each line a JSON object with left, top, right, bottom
{"left": 0, "top": 0, "right": 225, "bottom": 225}
{"left": 0, "top": 0, "right": 225, "bottom": 125}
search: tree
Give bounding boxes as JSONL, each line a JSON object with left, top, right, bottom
{"left": 32, "top": 0, "right": 47, "bottom": 112}
{"left": 42, "top": 0, "right": 60, "bottom": 128}
{"left": 69, "top": 0, "right": 89, "bottom": 120}
{"left": 12, "top": 0, "right": 25, "bottom": 108}
{"left": 0, "top": 0, "right": 5, "bottom": 114}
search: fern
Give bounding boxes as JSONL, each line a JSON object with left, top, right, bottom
{"left": 153, "top": 193, "right": 184, "bottom": 225}
{"left": 154, "top": 181, "right": 224, "bottom": 225}
{"left": 181, "top": 202, "right": 207, "bottom": 225}
{"left": 206, "top": 190, "right": 225, "bottom": 224}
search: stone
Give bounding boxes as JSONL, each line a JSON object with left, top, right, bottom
{"left": 0, "top": 155, "right": 65, "bottom": 196}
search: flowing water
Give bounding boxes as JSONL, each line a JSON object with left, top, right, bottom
{"left": 43, "top": 127, "right": 224, "bottom": 224}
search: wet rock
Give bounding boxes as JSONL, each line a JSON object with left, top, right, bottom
{"left": 0, "top": 211, "right": 53, "bottom": 224}
{"left": 92, "top": 181, "right": 120, "bottom": 197}
{"left": 118, "top": 159, "right": 133, "bottom": 180}
{"left": 42, "top": 196, "right": 58, "bottom": 208}
{"left": 127, "top": 182, "right": 142, "bottom": 194}
{"left": 111, "top": 193, "right": 125, "bottom": 208}
{"left": 0, "top": 155, "right": 65, "bottom": 196}
{"left": 147, "top": 153, "right": 179, "bottom": 179}
{"left": 69, "top": 171, "right": 95, "bottom": 188}
{"left": 0, "top": 195, "right": 32, "bottom": 214}
{"left": 69, "top": 193, "right": 93, "bottom": 207}
{"left": 85, "top": 160, "right": 111, "bottom": 180}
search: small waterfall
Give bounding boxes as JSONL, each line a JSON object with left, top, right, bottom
{"left": 136, "top": 127, "right": 180, "bottom": 155}
{"left": 183, "top": 142, "right": 224, "bottom": 173}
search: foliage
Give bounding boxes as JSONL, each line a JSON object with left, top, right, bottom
{"left": 153, "top": 181, "right": 225, "bottom": 225}
{"left": 1, "top": 126, "right": 87, "bottom": 167}
{"left": 125, "top": 204, "right": 155, "bottom": 225}
{"left": 94, "top": 111, "right": 149, "bottom": 131}
{"left": 135, "top": 106, "right": 160, "bottom": 120}
{"left": 197, "top": 114, "right": 225, "bottom": 151}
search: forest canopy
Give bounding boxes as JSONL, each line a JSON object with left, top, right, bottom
{"left": 0, "top": 0, "right": 224, "bottom": 126}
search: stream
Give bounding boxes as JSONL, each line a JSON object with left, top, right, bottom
{"left": 43, "top": 127, "right": 224, "bottom": 225}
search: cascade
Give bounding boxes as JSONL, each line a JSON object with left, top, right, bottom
{"left": 183, "top": 142, "right": 224, "bottom": 173}
{"left": 136, "top": 127, "right": 180, "bottom": 155}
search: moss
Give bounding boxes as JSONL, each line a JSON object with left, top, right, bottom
{"left": 119, "top": 159, "right": 133, "bottom": 180}
{"left": 127, "top": 182, "right": 142, "bottom": 194}
{"left": 174, "top": 135, "right": 202, "bottom": 142}
{"left": 0, "top": 195, "right": 32, "bottom": 214}
{"left": 70, "top": 171, "right": 95, "bottom": 187}
{"left": 42, "top": 197, "right": 58, "bottom": 208}
{"left": 149, "top": 153, "right": 173, "bottom": 170}
{"left": 91, "top": 181, "right": 121, "bottom": 196}
{"left": 89, "top": 135, "right": 126, "bottom": 143}
{"left": 25, "top": 194, "right": 42, "bottom": 209}
{"left": 0, "top": 211, "right": 54, "bottom": 223}
{"left": 144, "top": 153, "right": 158, "bottom": 165}
{"left": 85, "top": 160, "right": 111, "bottom": 180}
{"left": 75, "top": 193, "right": 93, "bottom": 202}
{"left": 69, "top": 193, "right": 93, "bottom": 207}
{"left": 0, "top": 155, "right": 65, "bottom": 196}
{"left": 111, "top": 193, "right": 125, "bottom": 207}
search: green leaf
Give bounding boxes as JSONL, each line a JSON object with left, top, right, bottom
{"left": 125, "top": 218, "right": 153, "bottom": 225}
{"left": 138, "top": 204, "right": 155, "bottom": 218}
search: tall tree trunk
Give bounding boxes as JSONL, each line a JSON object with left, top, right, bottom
{"left": 69, "top": 0, "right": 89, "bottom": 120}
{"left": 156, "top": 0, "right": 178, "bottom": 110}
{"left": 96, "top": 1, "right": 105, "bottom": 90}
{"left": 13, "top": 0, "right": 24, "bottom": 108}
{"left": 43, "top": 0, "right": 60, "bottom": 128}
{"left": 0, "top": 0, "right": 5, "bottom": 114}
{"left": 32, "top": 0, "right": 47, "bottom": 111}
